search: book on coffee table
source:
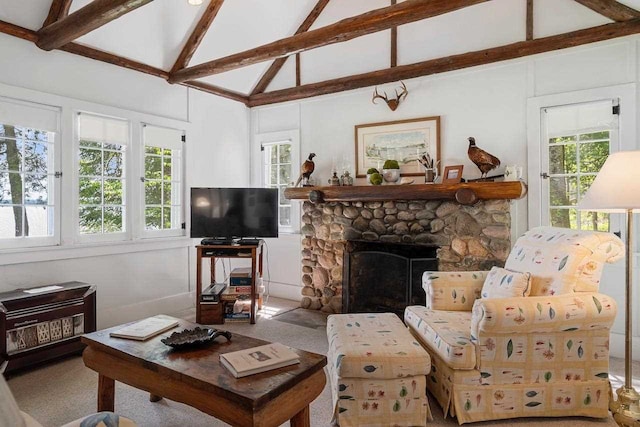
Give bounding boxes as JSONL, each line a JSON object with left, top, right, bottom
{"left": 220, "top": 342, "right": 299, "bottom": 378}
{"left": 109, "top": 315, "right": 179, "bottom": 341}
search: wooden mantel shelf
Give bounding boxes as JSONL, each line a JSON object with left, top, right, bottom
{"left": 284, "top": 180, "right": 527, "bottom": 205}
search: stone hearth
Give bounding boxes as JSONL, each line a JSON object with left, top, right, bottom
{"left": 299, "top": 199, "right": 512, "bottom": 313}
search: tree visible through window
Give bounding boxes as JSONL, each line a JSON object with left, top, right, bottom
{"left": 0, "top": 124, "right": 54, "bottom": 239}
{"left": 548, "top": 130, "right": 610, "bottom": 231}
{"left": 142, "top": 125, "right": 183, "bottom": 236}
{"left": 263, "top": 142, "right": 291, "bottom": 228}
{"left": 77, "top": 114, "right": 128, "bottom": 235}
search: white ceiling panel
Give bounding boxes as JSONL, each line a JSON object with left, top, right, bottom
{"left": 535, "top": 0, "right": 611, "bottom": 38}
{"left": 73, "top": 0, "right": 205, "bottom": 70}
{"left": 0, "top": 0, "right": 50, "bottom": 31}
{"left": 265, "top": 56, "right": 297, "bottom": 92}
{"left": 190, "top": 0, "right": 317, "bottom": 66}
{"left": 398, "top": 0, "right": 523, "bottom": 66}
{"left": 309, "top": 0, "right": 388, "bottom": 29}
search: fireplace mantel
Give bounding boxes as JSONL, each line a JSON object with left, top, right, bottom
{"left": 284, "top": 181, "right": 527, "bottom": 205}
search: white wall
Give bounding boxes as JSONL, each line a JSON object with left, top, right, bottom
{"left": 252, "top": 35, "right": 640, "bottom": 359}
{"left": 0, "top": 34, "right": 250, "bottom": 328}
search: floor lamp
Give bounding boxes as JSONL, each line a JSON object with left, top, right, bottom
{"left": 578, "top": 151, "right": 640, "bottom": 426}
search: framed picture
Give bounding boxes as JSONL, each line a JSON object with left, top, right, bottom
{"left": 442, "top": 165, "right": 464, "bottom": 184}
{"left": 355, "top": 116, "right": 440, "bottom": 177}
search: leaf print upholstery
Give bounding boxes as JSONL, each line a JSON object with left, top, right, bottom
{"left": 405, "top": 226, "right": 621, "bottom": 424}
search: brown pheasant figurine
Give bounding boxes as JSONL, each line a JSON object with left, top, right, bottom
{"left": 295, "top": 153, "right": 316, "bottom": 187}
{"left": 467, "top": 137, "right": 500, "bottom": 178}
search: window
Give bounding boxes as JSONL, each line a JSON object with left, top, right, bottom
{"left": 77, "top": 113, "right": 128, "bottom": 238}
{"left": 263, "top": 141, "right": 292, "bottom": 229}
{"left": 142, "top": 124, "right": 184, "bottom": 237}
{"left": 541, "top": 100, "right": 618, "bottom": 231}
{"left": 0, "top": 98, "right": 59, "bottom": 248}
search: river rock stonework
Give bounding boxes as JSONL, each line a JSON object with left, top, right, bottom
{"left": 299, "top": 199, "right": 512, "bottom": 313}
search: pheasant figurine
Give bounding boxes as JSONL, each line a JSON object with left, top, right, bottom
{"left": 467, "top": 137, "right": 500, "bottom": 178}
{"left": 295, "top": 153, "right": 316, "bottom": 187}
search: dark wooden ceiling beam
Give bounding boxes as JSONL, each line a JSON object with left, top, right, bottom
{"left": 574, "top": 0, "right": 640, "bottom": 22}
{"left": 251, "top": 0, "right": 330, "bottom": 95}
{"left": 170, "top": 0, "right": 225, "bottom": 74}
{"left": 36, "top": 0, "right": 154, "bottom": 51}
{"left": 42, "top": 0, "right": 73, "bottom": 28}
{"left": 180, "top": 80, "right": 249, "bottom": 104}
{"left": 0, "top": 20, "right": 248, "bottom": 106}
{"left": 170, "top": 0, "right": 487, "bottom": 84}
{"left": 248, "top": 18, "right": 640, "bottom": 107}
{"left": 391, "top": 0, "right": 398, "bottom": 67}
{"left": 526, "top": 0, "right": 533, "bottom": 40}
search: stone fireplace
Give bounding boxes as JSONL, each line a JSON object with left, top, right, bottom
{"left": 297, "top": 197, "right": 514, "bottom": 313}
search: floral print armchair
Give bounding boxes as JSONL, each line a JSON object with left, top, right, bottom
{"left": 404, "top": 226, "right": 624, "bottom": 424}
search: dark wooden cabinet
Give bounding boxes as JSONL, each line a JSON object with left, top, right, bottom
{"left": 196, "top": 242, "right": 263, "bottom": 325}
{"left": 0, "top": 281, "right": 96, "bottom": 374}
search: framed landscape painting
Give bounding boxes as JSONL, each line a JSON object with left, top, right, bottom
{"left": 355, "top": 116, "right": 440, "bottom": 177}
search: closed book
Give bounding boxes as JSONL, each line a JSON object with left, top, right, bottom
{"left": 220, "top": 342, "right": 300, "bottom": 378}
{"left": 201, "top": 283, "right": 227, "bottom": 302}
{"left": 109, "top": 315, "right": 179, "bottom": 341}
{"left": 230, "top": 267, "right": 252, "bottom": 278}
{"left": 223, "top": 317, "right": 251, "bottom": 324}
{"left": 227, "top": 285, "right": 252, "bottom": 294}
{"left": 229, "top": 277, "right": 252, "bottom": 286}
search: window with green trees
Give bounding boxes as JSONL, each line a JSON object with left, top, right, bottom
{"left": 143, "top": 125, "right": 183, "bottom": 234}
{"left": 77, "top": 113, "right": 128, "bottom": 236}
{"left": 262, "top": 141, "right": 291, "bottom": 227}
{"left": 548, "top": 130, "right": 610, "bottom": 231}
{"left": 0, "top": 124, "right": 55, "bottom": 239}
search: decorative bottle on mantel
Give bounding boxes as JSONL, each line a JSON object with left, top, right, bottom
{"left": 328, "top": 172, "right": 341, "bottom": 186}
{"left": 341, "top": 171, "right": 354, "bottom": 186}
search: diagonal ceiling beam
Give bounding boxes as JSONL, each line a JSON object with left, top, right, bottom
{"left": 0, "top": 20, "right": 249, "bottom": 106}
{"left": 251, "top": 0, "right": 331, "bottom": 95}
{"left": 169, "top": 0, "right": 487, "bottom": 84}
{"left": 574, "top": 0, "right": 640, "bottom": 22}
{"left": 42, "top": 0, "right": 73, "bottom": 28}
{"left": 248, "top": 18, "right": 640, "bottom": 107}
{"left": 170, "top": 0, "right": 225, "bottom": 74}
{"left": 36, "top": 0, "right": 153, "bottom": 51}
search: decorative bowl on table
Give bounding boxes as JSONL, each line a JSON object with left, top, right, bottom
{"left": 161, "top": 327, "right": 232, "bottom": 349}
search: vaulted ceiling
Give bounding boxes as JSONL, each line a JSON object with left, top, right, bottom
{"left": 1, "top": 0, "right": 639, "bottom": 107}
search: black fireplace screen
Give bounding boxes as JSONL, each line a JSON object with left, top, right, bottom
{"left": 342, "top": 241, "right": 438, "bottom": 316}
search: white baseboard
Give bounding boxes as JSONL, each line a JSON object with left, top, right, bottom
{"left": 264, "top": 281, "right": 301, "bottom": 303}
{"left": 98, "top": 292, "right": 195, "bottom": 329}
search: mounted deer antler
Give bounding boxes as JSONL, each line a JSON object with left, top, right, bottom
{"left": 372, "top": 81, "right": 408, "bottom": 111}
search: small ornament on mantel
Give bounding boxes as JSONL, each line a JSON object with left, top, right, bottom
{"left": 340, "top": 171, "right": 353, "bottom": 186}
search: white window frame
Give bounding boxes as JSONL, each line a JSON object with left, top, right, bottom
{"left": 74, "top": 111, "right": 130, "bottom": 244}
{"left": 140, "top": 123, "right": 185, "bottom": 239}
{"left": 254, "top": 130, "right": 300, "bottom": 234}
{"left": 526, "top": 84, "right": 637, "bottom": 233}
{"left": 0, "top": 97, "right": 61, "bottom": 249}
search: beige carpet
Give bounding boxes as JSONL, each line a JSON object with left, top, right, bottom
{"left": 7, "top": 297, "right": 636, "bottom": 427}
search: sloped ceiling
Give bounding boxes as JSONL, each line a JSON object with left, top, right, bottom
{"left": 0, "top": 0, "right": 639, "bottom": 106}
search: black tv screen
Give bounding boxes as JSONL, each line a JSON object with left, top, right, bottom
{"left": 190, "top": 187, "right": 278, "bottom": 239}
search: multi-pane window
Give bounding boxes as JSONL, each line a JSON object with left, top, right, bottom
{"left": 0, "top": 98, "right": 59, "bottom": 248}
{"left": 544, "top": 98, "right": 617, "bottom": 231}
{"left": 548, "top": 131, "right": 610, "bottom": 231}
{"left": 262, "top": 141, "right": 292, "bottom": 228}
{"left": 142, "top": 125, "right": 183, "bottom": 235}
{"left": 77, "top": 113, "right": 128, "bottom": 236}
{"left": 0, "top": 124, "right": 55, "bottom": 240}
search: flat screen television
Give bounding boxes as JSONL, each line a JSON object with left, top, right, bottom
{"left": 190, "top": 187, "right": 278, "bottom": 242}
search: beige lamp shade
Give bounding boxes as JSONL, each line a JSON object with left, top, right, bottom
{"left": 577, "top": 151, "right": 640, "bottom": 213}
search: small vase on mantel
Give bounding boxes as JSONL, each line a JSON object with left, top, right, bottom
{"left": 341, "top": 171, "right": 354, "bottom": 186}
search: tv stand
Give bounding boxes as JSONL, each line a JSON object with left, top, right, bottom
{"left": 195, "top": 241, "right": 264, "bottom": 325}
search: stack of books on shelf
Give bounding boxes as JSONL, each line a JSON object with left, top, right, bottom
{"left": 200, "top": 283, "right": 227, "bottom": 303}
{"left": 220, "top": 342, "right": 300, "bottom": 378}
{"left": 228, "top": 267, "right": 252, "bottom": 294}
{"left": 223, "top": 296, "right": 252, "bottom": 323}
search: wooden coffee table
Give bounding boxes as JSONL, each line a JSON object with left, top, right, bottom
{"left": 81, "top": 316, "right": 327, "bottom": 427}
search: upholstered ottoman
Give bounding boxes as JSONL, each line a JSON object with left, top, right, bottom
{"left": 326, "top": 313, "right": 433, "bottom": 427}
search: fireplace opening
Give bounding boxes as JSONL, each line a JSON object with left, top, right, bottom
{"left": 342, "top": 241, "right": 438, "bottom": 316}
